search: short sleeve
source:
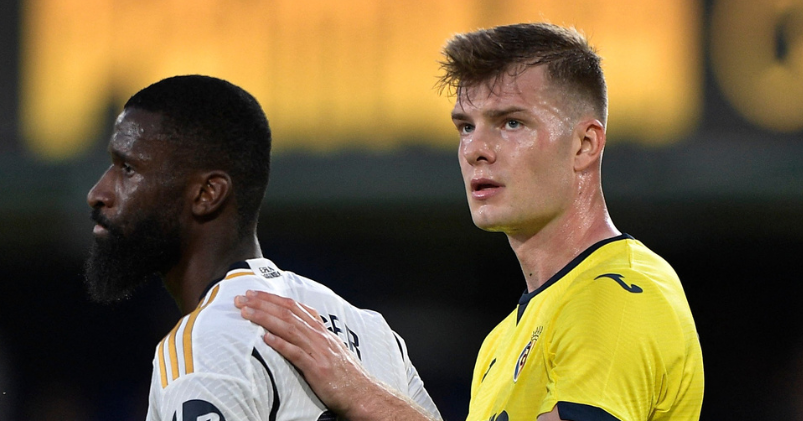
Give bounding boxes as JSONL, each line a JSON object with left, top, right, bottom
{"left": 540, "top": 271, "right": 670, "bottom": 421}
{"left": 393, "top": 332, "right": 442, "bottom": 419}
{"left": 146, "top": 352, "right": 275, "bottom": 421}
{"left": 149, "top": 371, "right": 272, "bottom": 421}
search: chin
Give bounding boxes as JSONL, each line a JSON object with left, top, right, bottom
{"left": 471, "top": 213, "right": 506, "bottom": 233}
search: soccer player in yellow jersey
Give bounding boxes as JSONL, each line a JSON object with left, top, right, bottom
{"left": 236, "top": 23, "right": 704, "bottom": 421}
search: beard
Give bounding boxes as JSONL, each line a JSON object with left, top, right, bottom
{"left": 84, "top": 204, "right": 182, "bottom": 304}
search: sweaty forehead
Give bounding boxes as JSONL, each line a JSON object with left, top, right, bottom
{"left": 109, "top": 108, "right": 165, "bottom": 154}
{"left": 453, "top": 66, "right": 553, "bottom": 113}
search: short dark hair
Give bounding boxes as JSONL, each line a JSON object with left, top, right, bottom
{"left": 124, "top": 75, "right": 271, "bottom": 234}
{"left": 438, "top": 23, "right": 607, "bottom": 124}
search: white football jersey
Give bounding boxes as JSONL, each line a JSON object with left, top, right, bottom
{"left": 146, "top": 258, "right": 440, "bottom": 421}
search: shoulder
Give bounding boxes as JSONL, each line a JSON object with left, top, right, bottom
{"left": 480, "top": 308, "right": 518, "bottom": 347}
{"left": 552, "top": 237, "right": 695, "bottom": 343}
{"left": 154, "top": 272, "right": 272, "bottom": 390}
{"left": 565, "top": 237, "right": 685, "bottom": 308}
{"left": 247, "top": 259, "right": 395, "bottom": 330}
{"left": 243, "top": 261, "right": 415, "bottom": 382}
{"left": 474, "top": 309, "right": 517, "bottom": 372}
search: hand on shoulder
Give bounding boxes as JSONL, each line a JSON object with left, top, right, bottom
{"left": 235, "top": 291, "right": 438, "bottom": 421}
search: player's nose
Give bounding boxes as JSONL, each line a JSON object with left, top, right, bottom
{"left": 87, "top": 166, "right": 114, "bottom": 209}
{"left": 460, "top": 129, "right": 497, "bottom": 165}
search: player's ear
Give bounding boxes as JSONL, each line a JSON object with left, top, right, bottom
{"left": 191, "top": 171, "right": 232, "bottom": 218}
{"left": 573, "top": 118, "right": 606, "bottom": 172}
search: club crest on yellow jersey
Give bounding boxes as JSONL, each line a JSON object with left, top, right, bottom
{"left": 513, "top": 326, "right": 543, "bottom": 382}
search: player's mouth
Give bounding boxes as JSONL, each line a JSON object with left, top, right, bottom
{"left": 93, "top": 224, "right": 108, "bottom": 236}
{"left": 90, "top": 210, "right": 112, "bottom": 236}
{"left": 471, "top": 178, "right": 503, "bottom": 200}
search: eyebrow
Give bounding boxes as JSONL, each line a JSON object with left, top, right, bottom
{"left": 451, "top": 111, "right": 469, "bottom": 121}
{"left": 108, "top": 144, "right": 140, "bottom": 164}
{"left": 451, "top": 106, "right": 528, "bottom": 121}
{"left": 107, "top": 148, "right": 127, "bottom": 163}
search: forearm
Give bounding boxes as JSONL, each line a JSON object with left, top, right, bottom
{"left": 343, "top": 379, "right": 440, "bottom": 421}
{"left": 235, "top": 292, "right": 442, "bottom": 421}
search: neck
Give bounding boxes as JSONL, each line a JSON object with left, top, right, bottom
{"left": 508, "top": 183, "right": 619, "bottom": 293}
{"left": 163, "top": 230, "right": 262, "bottom": 315}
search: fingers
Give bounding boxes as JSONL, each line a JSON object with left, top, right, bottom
{"left": 234, "top": 291, "right": 383, "bottom": 418}
{"left": 261, "top": 328, "right": 316, "bottom": 371}
{"left": 236, "top": 291, "right": 319, "bottom": 339}
{"left": 234, "top": 290, "right": 328, "bottom": 371}
{"left": 236, "top": 290, "right": 321, "bottom": 327}
{"left": 297, "top": 302, "right": 320, "bottom": 320}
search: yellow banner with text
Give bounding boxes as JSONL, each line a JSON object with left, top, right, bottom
{"left": 23, "top": 0, "right": 794, "bottom": 161}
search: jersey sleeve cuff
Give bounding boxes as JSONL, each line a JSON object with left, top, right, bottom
{"left": 556, "top": 402, "right": 621, "bottom": 421}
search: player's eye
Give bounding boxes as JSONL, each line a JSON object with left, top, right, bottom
{"left": 505, "top": 120, "right": 521, "bottom": 129}
{"left": 459, "top": 123, "right": 475, "bottom": 134}
{"left": 122, "top": 163, "right": 134, "bottom": 175}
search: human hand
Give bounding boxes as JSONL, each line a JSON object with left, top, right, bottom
{"left": 234, "top": 291, "right": 374, "bottom": 418}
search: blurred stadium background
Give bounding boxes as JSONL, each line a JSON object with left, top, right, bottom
{"left": 1, "top": 0, "right": 803, "bottom": 419}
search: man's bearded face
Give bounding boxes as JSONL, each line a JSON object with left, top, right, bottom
{"left": 84, "top": 197, "right": 182, "bottom": 303}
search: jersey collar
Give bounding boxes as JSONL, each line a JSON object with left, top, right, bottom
{"left": 516, "top": 233, "right": 633, "bottom": 323}
{"left": 199, "top": 260, "right": 251, "bottom": 301}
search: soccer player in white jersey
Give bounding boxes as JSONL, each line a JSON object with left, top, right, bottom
{"left": 84, "top": 75, "right": 440, "bottom": 421}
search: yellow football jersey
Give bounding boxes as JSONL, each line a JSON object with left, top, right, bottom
{"left": 467, "top": 234, "right": 704, "bottom": 421}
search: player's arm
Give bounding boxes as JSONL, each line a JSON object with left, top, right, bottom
{"left": 537, "top": 407, "right": 566, "bottom": 421}
{"left": 392, "top": 332, "right": 442, "bottom": 418}
{"left": 147, "top": 317, "right": 276, "bottom": 421}
{"left": 537, "top": 272, "right": 659, "bottom": 421}
{"left": 148, "top": 371, "right": 271, "bottom": 421}
{"left": 235, "top": 290, "right": 440, "bottom": 421}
